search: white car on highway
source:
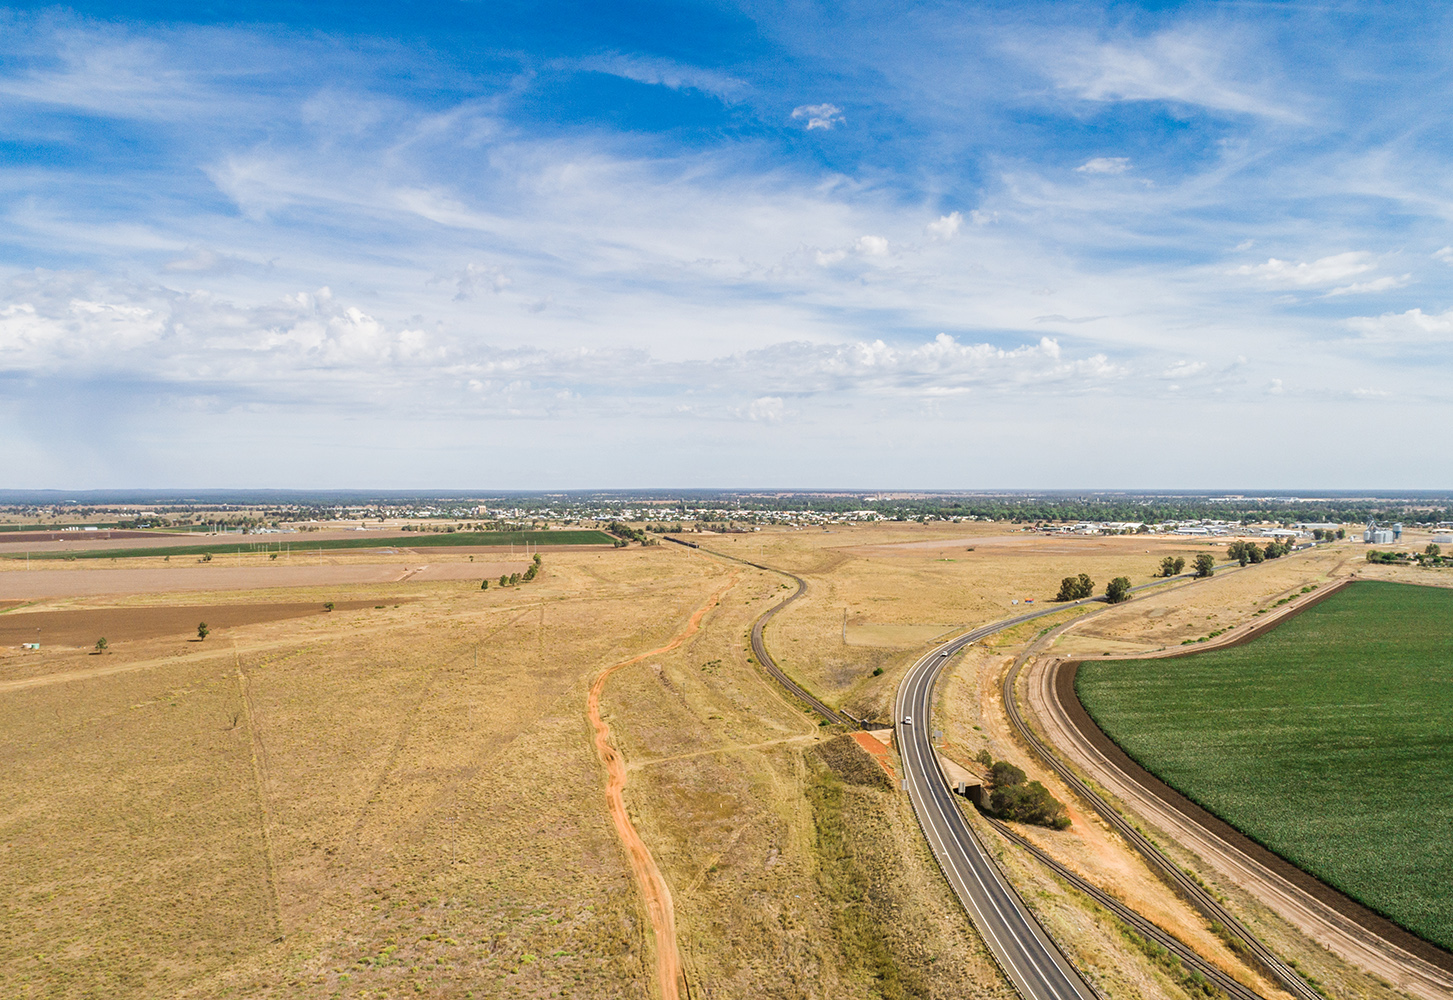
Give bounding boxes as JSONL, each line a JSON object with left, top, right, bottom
{"left": 902, "top": 715, "right": 912, "bottom": 725}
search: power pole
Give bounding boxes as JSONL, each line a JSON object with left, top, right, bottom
{"left": 842, "top": 607, "right": 847, "bottom": 644}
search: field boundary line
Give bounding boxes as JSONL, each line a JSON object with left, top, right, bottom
{"left": 588, "top": 572, "right": 738, "bottom": 1000}
{"left": 236, "top": 652, "right": 284, "bottom": 940}
{"left": 347, "top": 606, "right": 536, "bottom": 841}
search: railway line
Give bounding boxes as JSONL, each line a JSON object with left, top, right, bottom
{"left": 687, "top": 538, "right": 1340, "bottom": 1000}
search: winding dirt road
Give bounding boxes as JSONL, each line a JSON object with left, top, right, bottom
{"left": 587, "top": 574, "right": 737, "bottom": 1000}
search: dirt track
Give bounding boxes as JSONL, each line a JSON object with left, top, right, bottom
{"left": 0, "top": 561, "right": 528, "bottom": 599}
{"left": 1023, "top": 596, "right": 1453, "bottom": 1000}
{"left": 586, "top": 574, "right": 737, "bottom": 1000}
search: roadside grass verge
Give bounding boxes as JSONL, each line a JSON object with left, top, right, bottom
{"left": 5, "top": 529, "right": 614, "bottom": 561}
{"left": 1076, "top": 581, "right": 1453, "bottom": 952}
{"left": 807, "top": 756, "right": 926, "bottom": 1000}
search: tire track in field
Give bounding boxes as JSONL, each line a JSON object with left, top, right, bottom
{"left": 587, "top": 573, "right": 737, "bottom": 1000}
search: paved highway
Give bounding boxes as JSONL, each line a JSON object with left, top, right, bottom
{"left": 895, "top": 603, "right": 1104, "bottom": 1000}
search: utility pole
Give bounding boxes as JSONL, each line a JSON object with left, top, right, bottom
{"left": 843, "top": 607, "right": 847, "bottom": 644}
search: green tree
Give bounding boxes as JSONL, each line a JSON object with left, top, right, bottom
{"left": 1173, "top": 556, "right": 1186, "bottom": 575}
{"left": 499, "top": 574, "right": 508, "bottom": 587}
{"left": 1106, "top": 576, "right": 1132, "bottom": 603}
{"left": 975, "top": 749, "right": 993, "bottom": 768}
{"left": 197, "top": 622, "right": 209, "bottom": 640}
{"left": 509, "top": 573, "right": 520, "bottom": 585}
{"left": 1336, "top": 528, "right": 1346, "bottom": 539}
{"left": 990, "top": 760, "right": 1026, "bottom": 787}
{"left": 1427, "top": 543, "right": 1442, "bottom": 558}
{"left": 1055, "top": 576, "right": 1079, "bottom": 602}
{"left": 480, "top": 579, "right": 489, "bottom": 589}
{"left": 990, "top": 780, "right": 1071, "bottom": 829}
{"left": 1075, "top": 573, "right": 1094, "bottom": 599}
{"left": 1194, "top": 553, "right": 1216, "bottom": 577}
{"left": 1158, "top": 555, "right": 1179, "bottom": 577}
{"left": 95, "top": 637, "right": 108, "bottom": 653}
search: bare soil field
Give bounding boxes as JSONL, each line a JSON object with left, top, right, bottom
{"left": 0, "top": 559, "right": 528, "bottom": 599}
{"left": 0, "top": 530, "right": 185, "bottom": 546}
{"left": 0, "top": 599, "right": 393, "bottom": 647}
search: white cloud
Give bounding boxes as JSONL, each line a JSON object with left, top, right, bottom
{"left": 791, "top": 103, "right": 844, "bottom": 129}
{"left": 1075, "top": 157, "right": 1130, "bottom": 175}
{"left": 1161, "top": 360, "right": 1206, "bottom": 378}
{"left": 576, "top": 54, "right": 746, "bottom": 100}
{"left": 1345, "top": 307, "right": 1453, "bottom": 344}
{"left": 1435, "top": 247, "right": 1453, "bottom": 264}
{"left": 855, "top": 235, "right": 890, "bottom": 256}
{"left": 1325, "top": 274, "right": 1411, "bottom": 296}
{"left": 926, "top": 212, "right": 962, "bottom": 240}
{"left": 746, "top": 396, "right": 786, "bottom": 422}
{"left": 1232, "top": 252, "right": 1377, "bottom": 287}
{"left": 1040, "top": 29, "right": 1301, "bottom": 121}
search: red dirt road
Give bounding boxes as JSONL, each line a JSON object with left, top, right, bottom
{"left": 850, "top": 730, "right": 897, "bottom": 781}
{"left": 586, "top": 575, "right": 737, "bottom": 1000}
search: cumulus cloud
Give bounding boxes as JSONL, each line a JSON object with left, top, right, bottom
{"left": 855, "top": 235, "right": 889, "bottom": 255}
{"left": 746, "top": 396, "right": 786, "bottom": 422}
{"left": 1161, "top": 360, "right": 1206, "bottom": 378}
{"left": 791, "top": 103, "right": 844, "bottom": 129}
{"left": 1436, "top": 247, "right": 1453, "bottom": 264}
{"left": 926, "top": 212, "right": 962, "bottom": 240}
{"left": 444, "top": 262, "right": 513, "bottom": 300}
{"left": 1075, "top": 157, "right": 1130, "bottom": 174}
{"left": 1345, "top": 307, "right": 1453, "bottom": 344}
{"left": 1232, "top": 252, "right": 1377, "bottom": 287}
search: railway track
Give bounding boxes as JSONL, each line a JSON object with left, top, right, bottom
{"left": 982, "top": 815, "right": 1267, "bottom": 1000}
{"left": 681, "top": 536, "right": 1314, "bottom": 1000}
{"left": 664, "top": 535, "right": 854, "bottom": 725}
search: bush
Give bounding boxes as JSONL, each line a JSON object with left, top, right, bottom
{"left": 990, "top": 760, "right": 1026, "bottom": 787}
{"left": 975, "top": 749, "right": 993, "bottom": 768}
{"left": 990, "top": 780, "right": 1071, "bottom": 829}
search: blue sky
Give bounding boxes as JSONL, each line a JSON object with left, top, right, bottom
{"left": 2, "top": 1, "right": 1451, "bottom": 488}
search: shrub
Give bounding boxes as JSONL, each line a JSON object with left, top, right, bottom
{"left": 975, "top": 749, "right": 993, "bottom": 768}
{"left": 990, "top": 760, "right": 1026, "bottom": 787}
{"left": 990, "top": 780, "right": 1071, "bottom": 829}
{"left": 197, "top": 622, "right": 209, "bottom": 640}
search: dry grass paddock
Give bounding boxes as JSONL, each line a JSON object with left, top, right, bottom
{"left": 2, "top": 526, "right": 1426, "bottom": 1000}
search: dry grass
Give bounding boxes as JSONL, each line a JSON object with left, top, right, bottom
{"left": 3, "top": 525, "right": 1421, "bottom": 1000}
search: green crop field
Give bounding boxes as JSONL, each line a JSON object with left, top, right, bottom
{"left": 6, "top": 529, "right": 615, "bottom": 561}
{"left": 1076, "top": 581, "right": 1453, "bottom": 952}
